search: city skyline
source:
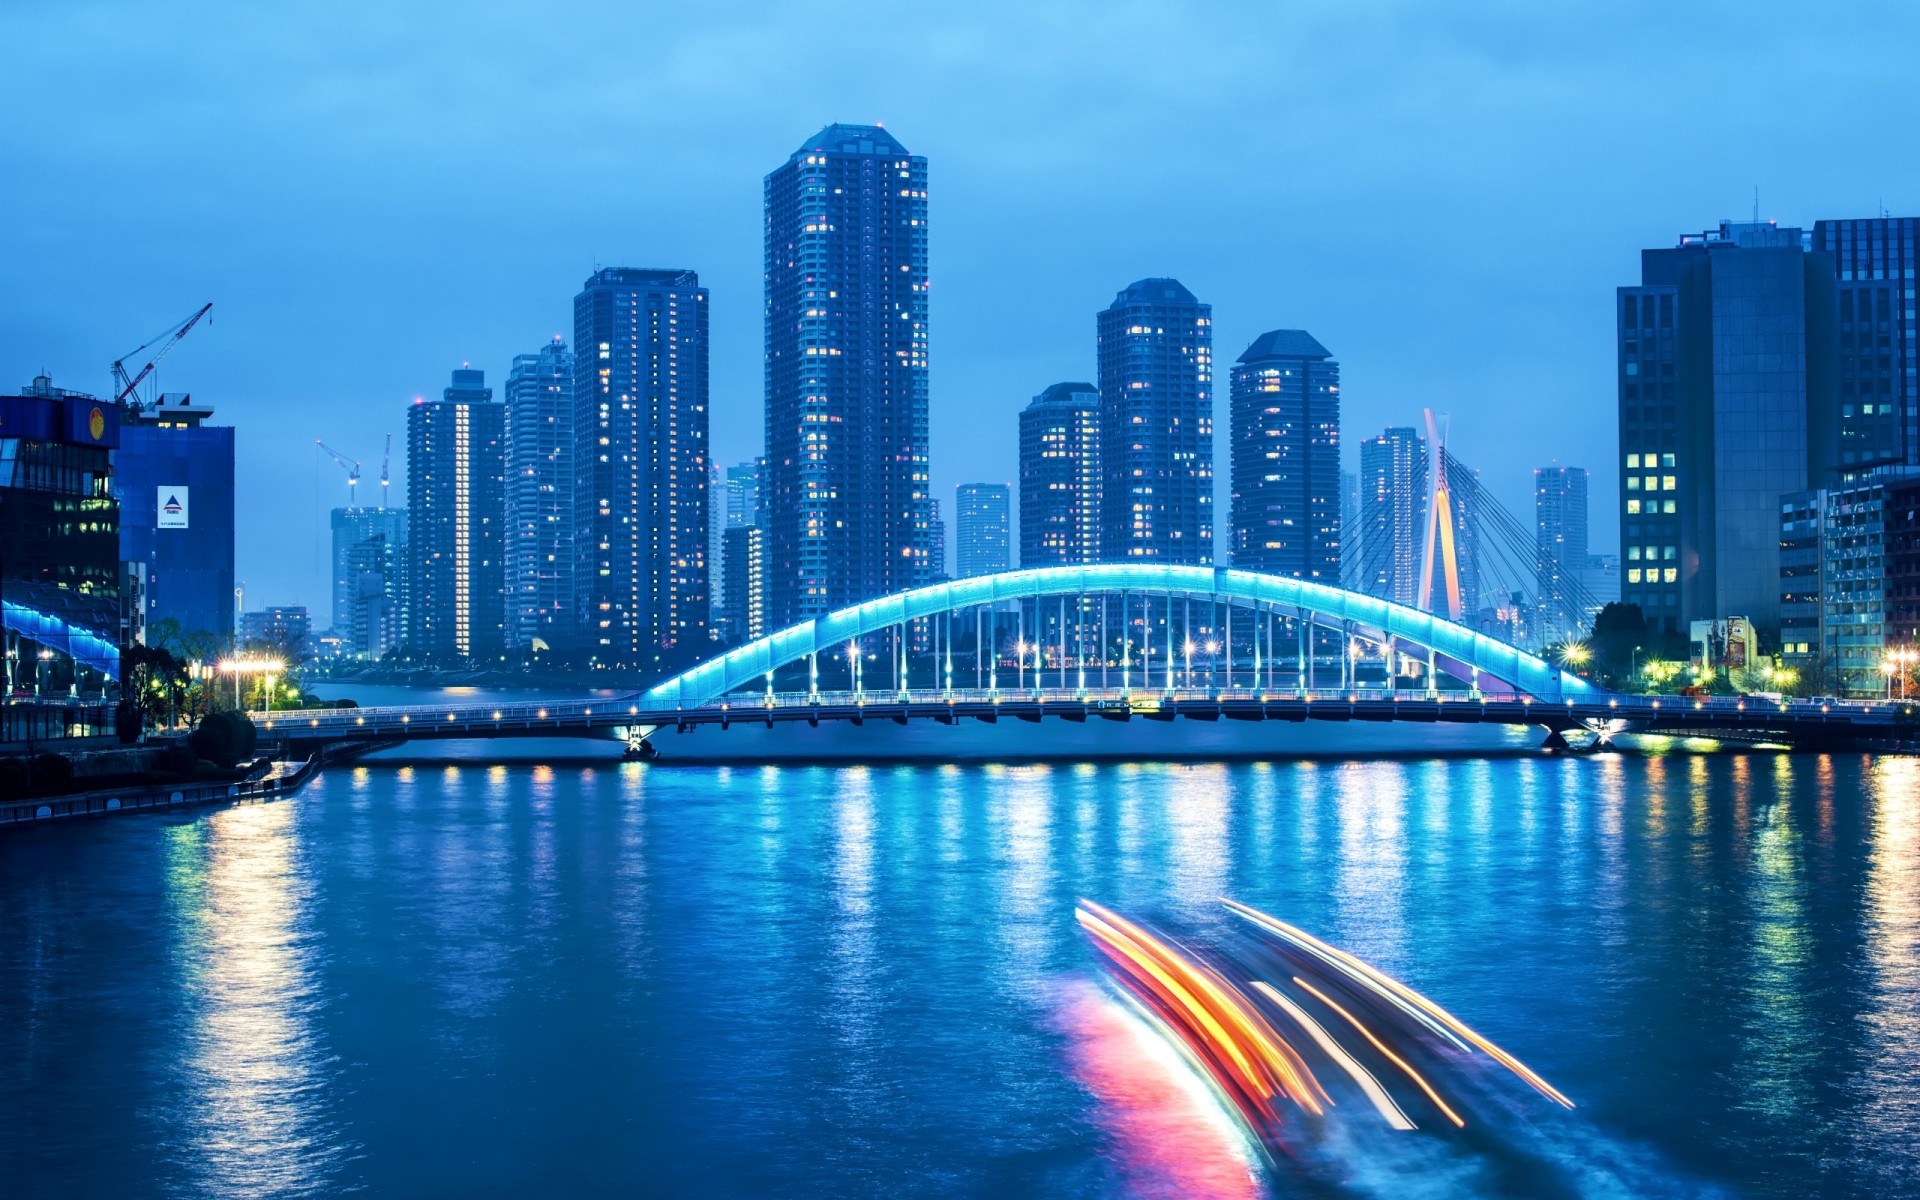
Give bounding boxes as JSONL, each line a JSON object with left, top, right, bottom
{"left": 7, "top": 4, "right": 1920, "bottom": 613}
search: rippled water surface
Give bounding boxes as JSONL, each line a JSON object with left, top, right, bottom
{"left": 2, "top": 751, "right": 1916, "bottom": 1198}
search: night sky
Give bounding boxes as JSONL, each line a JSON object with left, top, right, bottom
{"left": 6, "top": 0, "right": 1915, "bottom": 614}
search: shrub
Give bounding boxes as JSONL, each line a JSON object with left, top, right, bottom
{"left": 158, "top": 744, "right": 197, "bottom": 776}
{"left": 0, "top": 757, "right": 28, "bottom": 798}
{"left": 190, "top": 711, "right": 255, "bottom": 767}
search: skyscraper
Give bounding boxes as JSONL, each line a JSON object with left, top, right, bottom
{"left": 763, "top": 124, "right": 930, "bottom": 624}
{"left": 573, "top": 268, "right": 710, "bottom": 669}
{"left": 721, "top": 525, "right": 766, "bottom": 643}
{"left": 1228, "top": 330, "right": 1340, "bottom": 579}
{"left": 504, "top": 336, "right": 574, "bottom": 651}
{"left": 1357, "top": 427, "right": 1426, "bottom": 607}
{"left": 1811, "top": 217, "right": 1918, "bottom": 471}
{"left": 954, "top": 483, "right": 1011, "bottom": 579}
{"left": 330, "top": 505, "right": 406, "bottom": 633}
{"left": 1534, "top": 466, "right": 1589, "bottom": 640}
{"left": 725, "top": 459, "right": 763, "bottom": 530}
{"left": 708, "top": 463, "right": 727, "bottom": 624}
{"left": 929, "top": 498, "right": 948, "bottom": 582}
{"left": 1617, "top": 221, "right": 1839, "bottom": 632}
{"left": 1097, "top": 279, "right": 1213, "bottom": 563}
{"left": 406, "top": 367, "right": 507, "bottom": 660}
{"left": 1018, "top": 382, "right": 1100, "bottom": 567}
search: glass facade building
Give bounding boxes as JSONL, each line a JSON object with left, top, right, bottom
{"left": 953, "top": 483, "right": 1011, "bottom": 579}
{"left": 118, "top": 394, "right": 235, "bottom": 644}
{"left": 1018, "top": 382, "right": 1101, "bottom": 567}
{"left": 1811, "top": 217, "right": 1919, "bottom": 471}
{"left": 330, "top": 505, "right": 406, "bottom": 640}
{"left": 406, "top": 368, "right": 507, "bottom": 660}
{"left": 573, "top": 268, "right": 711, "bottom": 669}
{"left": 1228, "top": 330, "right": 1339, "bottom": 579}
{"left": 505, "top": 336, "right": 576, "bottom": 652}
{"left": 1356, "top": 427, "right": 1426, "bottom": 607}
{"left": 1617, "top": 221, "right": 1839, "bottom": 633}
{"left": 1097, "top": 279, "right": 1213, "bottom": 563}
{"left": 763, "top": 124, "right": 931, "bottom": 626}
{"left": 0, "top": 377, "right": 121, "bottom": 684}
{"left": 1534, "top": 466, "right": 1589, "bottom": 641}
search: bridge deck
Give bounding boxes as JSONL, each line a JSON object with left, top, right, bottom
{"left": 258, "top": 688, "right": 1917, "bottom": 748}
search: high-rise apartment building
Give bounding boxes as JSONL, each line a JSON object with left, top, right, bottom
{"left": 1097, "top": 279, "right": 1213, "bottom": 563}
{"left": 330, "top": 505, "right": 406, "bottom": 633}
{"left": 763, "top": 124, "right": 931, "bottom": 624}
{"left": 345, "top": 529, "right": 405, "bottom": 660}
{"left": 708, "top": 463, "right": 727, "bottom": 622}
{"left": 954, "top": 483, "right": 1011, "bottom": 579}
{"left": 240, "top": 606, "right": 312, "bottom": 659}
{"left": 1811, "top": 217, "right": 1919, "bottom": 471}
{"left": 573, "top": 268, "right": 710, "bottom": 669}
{"left": 406, "top": 367, "right": 507, "bottom": 660}
{"left": 721, "top": 525, "right": 766, "bottom": 643}
{"left": 1617, "top": 221, "right": 1840, "bottom": 632}
{"left": 1228, "top": 330, "right": 1340, "bottom": 579}
{"left": 1534, "top": 466, "right": 1589, "bottom": 640}
{"left": 1018, "top": 382, "right": 1101, "bottom": 568}
{"left": 504, "top": 336, "right": 575, "bottom": 651}
{"left": 118, "top": 392, "right": 234, "bottom": 642}
{"left": 1357, "top": 427, "right": 1426, "bottom": 607}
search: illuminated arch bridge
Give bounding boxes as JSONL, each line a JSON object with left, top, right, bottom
{"left": 263, "top": 566, "right": 1916, "bottom": 752}
{"left": 647, "top": 565, "right": 1595, "bottom": 708}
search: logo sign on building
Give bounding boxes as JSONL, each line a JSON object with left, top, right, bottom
{"left": 158, "top": 486, "right": 190, "bottom": 529}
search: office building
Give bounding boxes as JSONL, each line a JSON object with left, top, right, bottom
{"left": 1098, "top": 279, "right": 1213, "bottom": 562}
{"left": 1811, "top": 217, "right": 1918, "bottom": 471}
{"left": 763, "top": 124, "right": 931, "bottom": 624}
{"left": 1888, "top": 477, "right": 1920, "bottom": 651}
{"left": 1616, "top": 220, "right": 1840, "bottom": 632}
{"left": 1583, "top": 554, "right": 1621, "bottom": 610}
{"left": 1228, "top": 330, "right": 1340, "bottom": 579}
{"left": 721, "top": 525, "right": 766, "bottom": 643}
{"left": 240, "top": 605, "right": 312, "bottom": 659}
{"left": 330, "top": 506, "right": 406, "bottom": 634}
{"left": 1340, "top": 469, "right": 1361, "bottom": 583}
{"left": 1534, "top": 467, "right": 1590, "bottom": 640}
{"left": 574, "top": 268, "right": 711, "bottom": 668}
{"left": 725, "top": 459, "right": 763, "bottom": 530}
{"left": 118, "top": 391, "right": 235, "bottom": 643}
{"left": 0, "top": 375, "right": 120, "bottom": 689}
{"left": 504, "top": 336, "right": 575, "bottom": 651}
{"left": 1019, "top": 382, "right": 1101, "bottom": 567}
{"left": 954, "top": 483, "right": 1011, "bottom": 578}
{"left": 406, "top": 367, "right": 507, "bottom": 660}
{"left": 1356, "top": 427, "right": 1426, "bottom": 607}
{"left": 708, "top": 464, "right": 727, "bottom": 624}
{"left": 345, "top": 529, "right": 405, "bottom": 660}
{"left": 1779, "top": 490, "right": 1825, "bottom": 668}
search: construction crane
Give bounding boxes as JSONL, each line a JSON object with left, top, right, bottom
{"left": 112, "top": 303, "right": 213, "bottom": 412}
{"left": 316, "top": 441, "right": 364, "bottom": 508}
{"left": 379, "top": 432, "right": 392, "bottom": 502}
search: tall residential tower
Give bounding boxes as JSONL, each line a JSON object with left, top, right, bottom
{"left": 573, "top": 268, "right": 711, "bottom": 669}
{"left": 1018, "top": 382, "right": 1101, "bottom": 567}
{"left": 763, "top": 124, "right": 931, "bottom": 624}
{"left": 1097, "top": 279, "right": 1213, "bottom": 563}
{"left": 406, "top": 367, "right": 506, "bottom": 660}
{"left": 504, "top": 336, "right": 575, "bottom": 651}
{"left": 1228, "top": 330, "right": 1340, "bottom": 579}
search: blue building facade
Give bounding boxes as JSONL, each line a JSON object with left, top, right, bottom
{"left": 1228, "top": 330, "right": 1340, "bottom": 580}
{"left": 117, "top": 395, "right": 236, "bottom": 643}
{"left": 1097, "top": 279, "right": 1214, "bottom": 564}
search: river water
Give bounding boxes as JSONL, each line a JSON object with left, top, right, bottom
{"left": 2, "top": 749, "right": 1916, "bottom": 1198}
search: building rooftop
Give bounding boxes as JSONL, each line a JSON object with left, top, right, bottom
{"left": 1110, "top": 278, "right": 1199, "bottom": 307}
{"left": 792, "top": 123, "right": 911, "bottom": 160}
{"left": 1030, "top": 381, "right": 1099, "bottom": 406}
{"left": 1236, "top": 330, "right": 1332, "bottom": 364}
{"left": 583, "top": 267, "right": 701, "bottom": 289}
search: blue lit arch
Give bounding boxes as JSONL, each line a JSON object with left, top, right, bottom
{"left": 644, "top": 565, "right": 1597, "bottom": 709}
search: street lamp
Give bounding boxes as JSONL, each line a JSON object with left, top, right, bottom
{"left": 1559, "top": 642, "right": 1591, "bottom": 670}
{"left": 217, "top": 656, "right": 284, "bottom": 711}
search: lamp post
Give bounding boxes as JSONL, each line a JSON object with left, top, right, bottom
{"left": 217, "top": 657, "right": 284, "bottom": 712}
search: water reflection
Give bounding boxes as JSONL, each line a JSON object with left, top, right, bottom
{"left": 165, "top": 802, "right": 344, "bottom": 1198}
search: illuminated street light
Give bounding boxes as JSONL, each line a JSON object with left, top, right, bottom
{"left": 218, "top": 656, "right": 284, "bottom": 710}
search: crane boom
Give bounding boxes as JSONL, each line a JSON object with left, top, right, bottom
{"left": 316, "top": 440, "right": 363, "bottom": 507}
{"left": 113, "top": 302, "right": 213, "bottom": 410}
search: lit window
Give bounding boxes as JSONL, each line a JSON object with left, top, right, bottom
{"left": 1627, "top": 500, "right": 1642, "bottom": 514}
{"left": 1628, "top": 568, "right": 1643, "bottom": 583}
